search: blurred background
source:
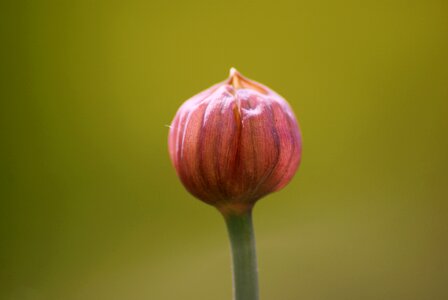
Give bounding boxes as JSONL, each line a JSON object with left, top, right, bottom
{"left": 1, "top": 0, "right": 447, "bottom": 299}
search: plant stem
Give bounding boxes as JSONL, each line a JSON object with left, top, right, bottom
{"left": 224, "top": 210, "right": 259, "bottom": 300}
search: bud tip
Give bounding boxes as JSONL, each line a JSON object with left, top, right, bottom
{"left": 229, "top": 67, "right": 239, "bottom": 77}
{"left": 229, "top": 67, "right": 244, "bottom": 89}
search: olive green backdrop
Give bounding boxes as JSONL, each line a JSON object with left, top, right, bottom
{"left": 1, "top": 0, "right": 447, "bottom": 299}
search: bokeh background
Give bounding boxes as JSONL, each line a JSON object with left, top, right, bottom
{"left": 1, "top": 0, "right": 448, "bottom": 299}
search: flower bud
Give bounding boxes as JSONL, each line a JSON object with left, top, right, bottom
{"left": 168, "top": 68, "right": 302, "bottom": 215}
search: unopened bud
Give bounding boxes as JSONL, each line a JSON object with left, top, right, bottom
{"left": 168, "top": 69, "right": 302, "bottom": 215}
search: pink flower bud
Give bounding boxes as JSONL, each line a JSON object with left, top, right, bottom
{"left": 168, "top": 69, "right": 302, "bottom": 215}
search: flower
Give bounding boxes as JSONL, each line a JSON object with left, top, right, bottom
{"left": 168, "top": 68, "right": 302, "bottom": 215}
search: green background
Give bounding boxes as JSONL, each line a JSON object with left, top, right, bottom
{"left": 1, "top": 0, "right": 447, "bottom": 299}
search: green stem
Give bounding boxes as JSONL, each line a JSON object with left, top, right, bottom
{"left": 224, "top": 210, "right": 259, "bottom": 300}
